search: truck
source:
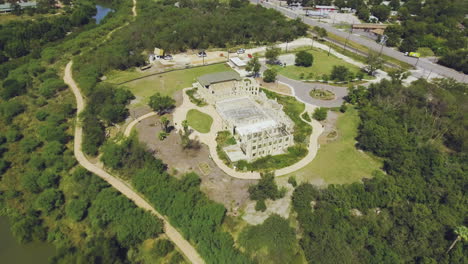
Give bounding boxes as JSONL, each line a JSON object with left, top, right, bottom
{"left": 404, "top": 52, "right": 420, "bottom": 58}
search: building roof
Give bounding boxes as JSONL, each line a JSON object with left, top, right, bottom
{"left": 0, "top": 2, "right": 36, "bottom": 11}
{"left": 315, "top": 5, "right": 337, "bottom": 9}
{"left": 198, "top": 71, "right": 241, "bottom": 87}
{"left": 230, "top": 57, "right": 247, "bottom": 67}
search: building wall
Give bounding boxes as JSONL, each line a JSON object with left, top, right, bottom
{"left": 195, "top": 78, "right": 259, "bottom": 104}
{"left": 196, "top": 78, "right": 295, "bottom": 162}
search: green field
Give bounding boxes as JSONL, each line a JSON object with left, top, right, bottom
{"left": 270, "top": 48, "right": 370, "bottom": 80}
{"left": 106, "top": 63, "right": 234, "bottom": 104}
{"left": 287, "top": 107, "right": 382, "bottom": 184}
{"left": 186, "top": 109, "right": 213, "bottom": 133}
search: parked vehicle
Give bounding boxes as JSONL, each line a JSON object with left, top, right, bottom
{"left": 237, "top": 48, "right": 246, "bottom": 54}
{"left": 198, "top": 51, "right": 207, "bottom": 57}
{"left": 404, "top": 52, "right": 420, "bottom": 58}
{"left": 163, "top": 55, "right": 173, "bottom": 60}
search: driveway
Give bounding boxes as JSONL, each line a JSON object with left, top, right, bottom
{"left": 278, "top": 76, "right": 348, "bottom": 107}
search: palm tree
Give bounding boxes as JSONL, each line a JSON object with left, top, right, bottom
{"left": 446, "top": 226, "right": 468, "bottom": 254}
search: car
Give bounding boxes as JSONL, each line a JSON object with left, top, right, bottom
{"left": 163, "top": 55, "right": 173, "bottom": 60}
{"left": 198, "top": 51, "right": 207, "bottom": 57}
{"left": 237, "top": 48, "right": 245, "bottom": 54}
{"left": 268, "top": 59, "right": 282, "bottom": 65}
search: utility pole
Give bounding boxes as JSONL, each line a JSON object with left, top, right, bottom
{"left": 378, "top": 34, "right": 388, "bottom": 56}
{"left": 202, "top": 50, "right": 205, "bottom": 65}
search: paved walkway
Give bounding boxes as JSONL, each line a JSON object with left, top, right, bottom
{"left": 171, "top": 88, "right": 324, "bottom": 180}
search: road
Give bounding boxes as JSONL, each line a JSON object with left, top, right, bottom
{"left": 252, "top": 1, "right": 467, "bottom": 83}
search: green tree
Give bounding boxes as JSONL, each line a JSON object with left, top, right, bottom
{"left": 365, "top": 51, "right": 384, "bottom": 75}
{"left": 1, "top": 79, "right": 27, "bottom": 100}
{"left": 447, "top": 226, "right": 468, "bottom": 254}
{"left": 263, "top": 68, "right": 277, "bottom": 83}
{"left": 246, "top": 57, "right": 261, "bottom": 77}
{"left": 371, "top": 5, "right": 391, "bottom": 21}
{"left": 153, "top": 239, "right": 174, "bottom": 257}
{"left": 35, "top": 189, "right": 64, "bottom": 213}
{"left": 313, "top": 107, "right": 328, "bottom": 121}
{"left": 295, "top": 51, "right": 314, "bottom": 67}
{"left": 265, "top": 46, "right": 281, "bottom": 64}
{"left": 330, "top": 65, "right": 350, "bottom": 81}
{"left": 160, "top": 116, "right": 170, "bottom": 133}
{"left": 66, "top": 199, "right": 89, "bottom": 222}
{"left": 148, "top": 93, "right": 175, "bottom": 115}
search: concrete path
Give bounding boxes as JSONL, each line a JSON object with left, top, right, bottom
{"left": 171, "top": 88, "right": 324, "bottom": 180}
{"left": 64, "top": 62, "right": 204, "bottom": 264}
{"left": 124, "top": 112, "right": 158, "bottom": 137}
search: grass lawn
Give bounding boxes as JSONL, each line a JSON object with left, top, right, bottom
{"left": 186, "top": 109, "right": 213, "bottom": 133}
{"left": 309, "top": 89, "right": 335, "bottom": 100}
{"left": 270, "top": 48, "right": 370, "bottom": 80}
{"left": 287, "top": 107, "right": 382, "bottom": 184}
{"left": 106, "top": 63, "right": 234, "bottom": 105}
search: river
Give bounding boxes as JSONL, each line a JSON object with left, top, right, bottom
{"left": 0, "top": 216, "right": 55, "bottom": 264}
{"left": 94, "top": 5, "right": 114, "bottom": 24}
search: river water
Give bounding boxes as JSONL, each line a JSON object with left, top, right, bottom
{"left": 94, "top": 5, "right": 114, "bottom": 24}
{"left": 0, "top": 216, "right": 55, "bottom": 264}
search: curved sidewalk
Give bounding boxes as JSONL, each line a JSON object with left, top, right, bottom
{"left": 171, "top": 88, "right": 324, "bottom": 180}
{"left": 64, "top": 61, "right": 204, "bottom": 264}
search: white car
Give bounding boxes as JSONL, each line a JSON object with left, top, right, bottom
{"left": 237, "top": 48, "right": 246, "bottom": 54}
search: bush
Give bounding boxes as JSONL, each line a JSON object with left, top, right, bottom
{"left": 153, "top": 239, "right": 174, "bottom": 257}
{"left": 34, "top": 189, "right": 64, "bottom": 213}
{"left": 295, "top": 51, "right": 314, "bottom": 67}
{"left": 255, "top": 199, "right": 267, "bottom": 212}
{"left": 288, "top": 176, "right": 297, "bottom": 187}
{"left": 330, "top": 65, "right": 350, "bottom": 81}
{"left": 340, "top": 103, "right": 348, "bottom": 113}
{"left": 263, "top": 68, "right": 277, "bottom": 83}
{"left": 313, "top": 107, "right": 328, "bottom": 121}
{"left": 0, "top": 79, "right": 27, "bottom": 100}
{"left": 66, "top": 199, "right": 88, "bottom": 222}
{"left": 149, "top": 92, "right": 175, "bottom": 115}
{"left": 39, "top": 78, "right": 67, "bottom": 98}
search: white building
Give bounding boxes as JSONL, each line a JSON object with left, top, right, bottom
{"left": 194, "top": 71, "right": 294, "bottom": 162}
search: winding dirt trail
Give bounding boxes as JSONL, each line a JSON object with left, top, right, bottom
{"left": 64, "top": 62, "right": 204, "bottom": 264}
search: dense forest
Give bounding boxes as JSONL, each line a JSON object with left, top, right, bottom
{"left": 0, "top": 0, "right": 178, "bottom": 263}
{"left": 296, "top": 0, "right": 467, "bottom": 73}
{"left": 293, "top": 76, "right": 467, "bottom": 263}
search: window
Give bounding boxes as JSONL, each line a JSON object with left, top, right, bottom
{"left": 253, "top": 153, "right": 256, "bottom": 157}
{"left": 253, "top": 146, "right": 256, "bottom": 150}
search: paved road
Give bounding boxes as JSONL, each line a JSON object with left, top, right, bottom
{"left": 252, "top": 1, "right": 467, "bottom": 83}
{"left": 278, "top": 76, "right": 348, "bottom": 107}
{"left": 64, "top": 62, "right": 204, "bottom": 264}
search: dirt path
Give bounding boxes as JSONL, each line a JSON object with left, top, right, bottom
{"left": 64, "top": 62, "right": 204, "bottom": 264}
{"left": 124, "top": 111, "right": 158, "bottom": 137}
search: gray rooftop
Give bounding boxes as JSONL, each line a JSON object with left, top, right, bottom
{"left": 197, "top": 71, "right": 241, "bottom": 87}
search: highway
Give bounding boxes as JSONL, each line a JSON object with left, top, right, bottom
{"left": 252, "top": 1, "right": 467, "bottom": 83}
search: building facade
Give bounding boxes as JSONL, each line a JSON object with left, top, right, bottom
{"left": 194, "top": 71, "right": 294, "bottom": 162}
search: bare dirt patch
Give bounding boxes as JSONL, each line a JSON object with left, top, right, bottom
{"left": 134, "top": 115, "right": 256, "bottom": 210}
{"left": 318, "top": 110, "right": 340, "bottom": 145}
{"left": 257, "top": 78, "right": 292, "bottom": 95}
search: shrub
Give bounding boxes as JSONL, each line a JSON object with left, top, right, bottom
{"left": 153, "top": 239, "right": 174, "bottom": 257}
{"left": 288, "top": 176, "right": 297, "bottom": 187}
{"left": 34, "top": 189, "right": 64, "bottom": 213}
{"left": 295, "top": 51, "right": 314, "bottom": 67}
{"left": 255, "top": 199, "right": 267, "bottom": 212}
{"left": 0, "top": 79, "right": 27, "bottom": 100}
{"left": 66, "top": 199, "right": 88, "bottom": 222}
{"left": 330, "top": 65, "right": 350, "bottom": 81}
{"left": 39, "top": 78, "right": 67, "bottom": 98}
{"left": 313, "top": 107, "right": 328, "bottom": 121}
